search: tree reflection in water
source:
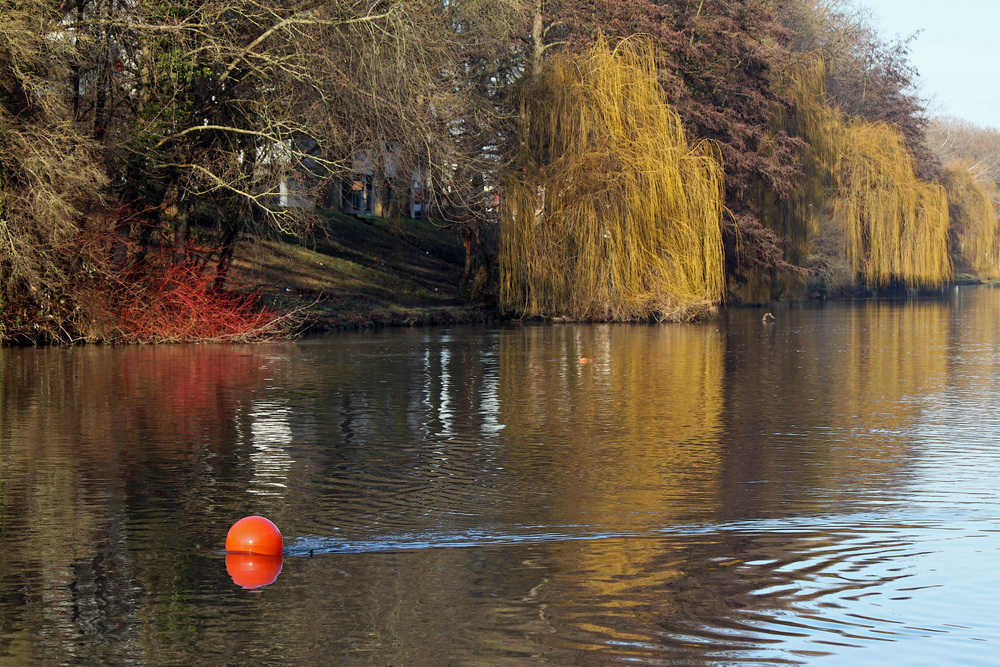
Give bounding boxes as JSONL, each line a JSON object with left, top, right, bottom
{"left": 3, "top": 290, "right": 1000, "bottom": 664}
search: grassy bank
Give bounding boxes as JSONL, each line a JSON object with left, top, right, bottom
{"left": 235, "top": 212, "right": 491, "bottom": 333}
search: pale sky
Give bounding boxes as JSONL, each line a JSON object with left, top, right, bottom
{"left": 856, "top": 0, "right": 1000, "bottom": 129}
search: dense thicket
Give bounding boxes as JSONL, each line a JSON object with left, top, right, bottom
{"left": 927, "top": 117, "right": 1000, "bottom": 184}
{"left": 1, "top": 0, "right": 109, "bottom": 340}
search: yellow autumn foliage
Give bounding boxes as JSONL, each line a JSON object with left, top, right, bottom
{"left": 498, "top": 36, "right": 725, "bottom": 321}
{"left": 943, "top": 161, "right": 1000, "bottom": 279}
{"left": 759, "top": 54, "right": 955, "bottom": 291}
{"left": 832, "top": 121, "right": 951, "bottom": 287}
{"left": 761, "top": 54, "right": 842, "bottom": 266}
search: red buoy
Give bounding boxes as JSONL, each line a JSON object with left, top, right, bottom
{"left": 226, "top": 553, "right": 283, "bottom": 589}
{"left": 225, "top": 516, "right": 283, "bottom": 556}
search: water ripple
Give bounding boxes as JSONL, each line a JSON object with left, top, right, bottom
{"left": 277, "top": 512, "right": 1000, "bottom": 663}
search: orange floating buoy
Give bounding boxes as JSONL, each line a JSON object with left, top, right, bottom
{"left": 225, "top": 516, "right": 283, "bottom": 556}
{"left": 226, "top": 553, "right": 283, "bottom": 589}
{"left": 579, "top": 357, "right": 594, "bottom": 364}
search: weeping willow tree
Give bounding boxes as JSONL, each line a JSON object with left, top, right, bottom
{"left": 832, "top": 121, "right": 951, "bottom": 287}
{"left": 758, "top": 54, "right": 955, "bottom": 294}
{"left": 943, "top": 161, "right": 1000, "bottom": 279}
{"left": 499, "top": 37, "right": 725, "bottom": 321}
{"left": 756, "top": 53, "right": 844, "bottom": 296}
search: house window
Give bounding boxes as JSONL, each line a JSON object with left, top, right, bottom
{"left": 343, "top": 174, "right": 374, "bottom": 215}
{"left": 410, "top": 171, "right": 427, "bottom": 219}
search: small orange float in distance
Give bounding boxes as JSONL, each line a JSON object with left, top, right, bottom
{"left": 225, "top": 516, "right": 283, "bottom": 556}
{"left": 226, "top": 553, "right": 283, "bottom": 589}
{"left": 579, "top": 357, "right": 594, "bottom": 364}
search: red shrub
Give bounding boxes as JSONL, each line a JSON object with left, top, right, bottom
{"left": 72, "top": 237, "right": 292, "bottom": 343}
{"left": 109, "top": 251, "right": 289, "bottom": 343}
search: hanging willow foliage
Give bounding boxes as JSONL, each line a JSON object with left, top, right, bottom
{"left": 759, "top": 54, "right": 957, "bottom": 294}
{"left": 942, "top": 161, "right": 1000, "bottom": 279}
{"left": 760, "top": 55, "right": 842, "bottom": 264}
{"left": 754, "top": 53, "right": 845, "bottom": 298}
{"left": 498, "top": 36, "right": 725, "bottom": 321}
{"left": 832, "top": 121, "right": 951, "bottom": 287}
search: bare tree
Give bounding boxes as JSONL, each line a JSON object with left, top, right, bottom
{"left": 61, "top": 0, "right": 525, "bottom": 269}
{"left": 1, "top": 0, "right": 108, "bottom": 341}
{"left": 926, "top": 116, "right": 1000, "bottom": 184}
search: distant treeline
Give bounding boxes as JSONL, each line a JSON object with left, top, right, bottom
{"left": 2, "top": 0, "right": 999, "bottom": 341}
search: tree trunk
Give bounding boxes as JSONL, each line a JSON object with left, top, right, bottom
{"left": 213, "top": 219, "right": 243, "bottom": 291}
{"left": 531, "top": 0, "right": 545, "bottom": 80}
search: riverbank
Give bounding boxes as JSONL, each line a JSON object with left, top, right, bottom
{"left": 234, "top": 212, "right": 993, "bottom": 336}
{"left": 235, "top": 213, "right": 492, "bottom": 334}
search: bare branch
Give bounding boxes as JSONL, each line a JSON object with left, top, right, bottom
{"left": 218, "top": 5, "right": 403, "bottom": 86}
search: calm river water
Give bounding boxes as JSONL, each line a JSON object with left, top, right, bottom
{"left": 3, "top": 287, "right": 1000, "bottom": 665}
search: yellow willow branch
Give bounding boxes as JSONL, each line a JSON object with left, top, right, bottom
{"left": 154, "top": 125, "right": 282, "bottom": 149}
{"left": 500, "top": 35, "right": 725, "bottom": 321}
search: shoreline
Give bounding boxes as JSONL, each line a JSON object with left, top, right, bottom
{"left": 132, "top": 214, "right": 1000, "bottom": 339}
{"left": 235, "top": 214, "right": 494, "bottom": 336}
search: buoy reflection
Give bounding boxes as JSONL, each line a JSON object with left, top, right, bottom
{"left": 226, "top": 553, "right": 283, "bottom": 590}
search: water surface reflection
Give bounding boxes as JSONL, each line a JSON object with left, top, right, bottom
{"left": 3, "top": 288, "right": 1000, "bottom": 664}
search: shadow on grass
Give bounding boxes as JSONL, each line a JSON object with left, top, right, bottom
{"left": 234, "top": 211, "right": 490, "bottom": 332}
